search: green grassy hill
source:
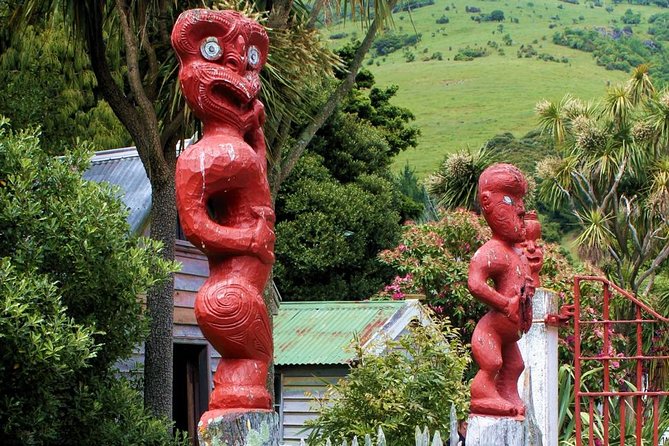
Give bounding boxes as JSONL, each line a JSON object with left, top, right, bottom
{"left": 326, "top": 0, "right": 666, "bottom": 176}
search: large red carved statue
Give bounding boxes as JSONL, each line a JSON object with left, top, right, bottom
{"left": 468, "top": 163, "right": 542, "bottom": 418}
{"left": 171, "top": 9, "right": 274, "bottom": 420}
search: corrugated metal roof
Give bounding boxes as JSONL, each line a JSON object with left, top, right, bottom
{"left": 274, "top": 300, "right": 411, "bottom": 366}
{"left": 82, "top": 147, "right": 151, "bottom": 233}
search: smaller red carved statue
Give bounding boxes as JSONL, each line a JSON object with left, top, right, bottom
{"left": 171, "top": 9, "right": 273, "bottom": 423}
{"left": 520, "top": 211, "right": 543, "bottom": 289}
{"left": 468, "top": 163, "right": 535, "bottom": 418}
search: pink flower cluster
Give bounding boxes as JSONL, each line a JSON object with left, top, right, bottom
{"left": 382, "top": 274, "right": 415, "bottom": 300}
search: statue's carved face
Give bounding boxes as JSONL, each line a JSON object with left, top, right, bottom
{"left": 521, "top": 218, "right": 543, "bottom": 272}
{"left": 478, "top": 164, "right": 528, "bottom": 244}
{"left": 171, "top": 9, "right": 268, "bottom": 122}
{"left": 483, "top": 190, "right": 526, "bottom": 243}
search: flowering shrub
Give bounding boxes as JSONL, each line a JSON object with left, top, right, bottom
{"left": 376, "top": 209, "right": 490, "bottom": 337}
{"left": 376, "top": 209, "right": 617, "bottom": 362}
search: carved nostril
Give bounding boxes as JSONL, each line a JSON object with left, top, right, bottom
{"left": 224, "top": 54, "right": 244, "bottom": 72}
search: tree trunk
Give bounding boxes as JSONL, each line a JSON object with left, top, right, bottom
{"left": 144, "top": 174, "right": 177, "bottom": 419}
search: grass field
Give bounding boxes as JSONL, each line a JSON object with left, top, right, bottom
{"left": 325, "top": 0, "right": 666, "bottom": 177}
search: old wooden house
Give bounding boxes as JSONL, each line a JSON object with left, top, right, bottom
{"left": 85, "top": 147, "right": 427, "bottom": 444}
{"left": 273, "top": 300, "right": 426, "bottom": 445}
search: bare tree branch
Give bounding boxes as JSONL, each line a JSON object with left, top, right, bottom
{"left": 636, "top": 241, "right": 669, "bottom": 290}
{"left": 277, "top": 0, "right": 399, "bottom": 188}
{"left": 115, "top": 0, "right": 165, "bottom": 178}
{"left": 307, "top": 0, "right": 327, "bottom": 28}
{"left": 572, "top": 170, "right": 596, "bottom": 208}
{"left": 602, "top": 157, "right": 627, "bottom": 210}
{"left": 160, "top": 107, "right": 185, "bottom": 149}
{"left": 608, "top": 245, "right": 625, "bottom": 287}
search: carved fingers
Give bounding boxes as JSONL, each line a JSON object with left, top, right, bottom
{"left": 506, "top": 294, "right": 521, "bottom": 324}
{"left": 250, "top": 206, "right": 275, "bottom": 265}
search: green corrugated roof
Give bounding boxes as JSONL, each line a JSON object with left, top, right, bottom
{"left": 273, "top": 301, "right": 407, "bottom": 366}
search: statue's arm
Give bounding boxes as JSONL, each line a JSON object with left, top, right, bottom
{"left": 176, "top": 150, "right": 275, "bottom": 263}
{"left": 246, "top": 99, "right": 267, "bottom": 163}
{"left": 179, "top": 206, "right": 274, "bottom": 264}
{"left": 467, "top": 256, "right": 518, "bottom": 321}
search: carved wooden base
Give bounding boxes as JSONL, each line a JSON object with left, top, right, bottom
{"left": 198, "top": 410, "right": 280, "bottom": 446}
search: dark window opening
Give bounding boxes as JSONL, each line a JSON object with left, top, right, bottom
{"left": 273, "top": 372, "right": 281, "bottom": 414}
{"left": 173, "top": 343, "right": 209, "bottom": 445}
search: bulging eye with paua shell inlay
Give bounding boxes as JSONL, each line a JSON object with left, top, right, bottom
{"left": 247, "top": 45, "right": 260, "bottom": 68}
{"left": 201, "top": 37, "right": 223, "bottom": 61}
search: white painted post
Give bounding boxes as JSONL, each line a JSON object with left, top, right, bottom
{"left": 517, "top": 288, "right": 559, "bottom": 446}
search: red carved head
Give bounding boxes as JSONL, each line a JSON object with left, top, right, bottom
{"left": 171, "top": 9, "right": 269, "bottom": 123}
{"left": 478, "top": 163, "right": 528, "bottom": 243}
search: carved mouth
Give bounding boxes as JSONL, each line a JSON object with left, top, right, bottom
{"left": 212, "top": 83, "right": 247, "bottom": 109}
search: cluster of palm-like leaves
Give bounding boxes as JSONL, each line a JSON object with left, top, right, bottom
{"left": 425, "top": 143, "right": 497, "bottom": 212}
{"left": 535, "top": 66, "right": 669, "bottom": 294}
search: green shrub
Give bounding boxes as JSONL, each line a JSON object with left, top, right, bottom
{"left": 373, "top": 31, "right": 422, "bottom": 56}
{"left": 0, "top": 118, "right": 180, "bottom": 445}
{"left": 621, "top": 9, "right": 641, "bottom": 25}
{"left": 453, "top": 46, "right": 488, "bottom": 61}
{"left": 306, "top": 318, "right": 470, "bottom": 445}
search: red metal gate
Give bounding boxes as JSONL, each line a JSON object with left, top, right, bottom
{"left": 573, "top": 276, "right": 669, "bottom": 446}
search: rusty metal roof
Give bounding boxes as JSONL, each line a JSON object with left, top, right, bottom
{"left": 83, "top": 147, "right": 151, "bottom": 233}
{"left": 274, "top": 300, "right": 424, "bottom": 366}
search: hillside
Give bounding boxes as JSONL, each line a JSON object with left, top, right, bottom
{"left": 326, "top": 0, "right": 666, "bottom": 176}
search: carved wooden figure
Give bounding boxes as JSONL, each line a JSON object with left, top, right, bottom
{"left": 171, "top": 9, "right": 274, "bottom": 421}
{"left": 468, "top": 163, "right": 535, "bottom": 418}
{"left": 521, "top": 211, "right": 543, "bottom": 290}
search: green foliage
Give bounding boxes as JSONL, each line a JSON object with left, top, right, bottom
{"left": 0, "top": 119, "right": 180, "bottom": 445}
{"left": 306, "top": 318, "right": 470, "bottom": 445}
{"left": 488, "top": 10, "right": 506, "bottom": 21}
{"left": 648, "top": 12, "right": 669, "bottom": 40}
{"left": 376, "top": 210, "right": 489, "bottom": 340}
{"left": 425, "top": 144, "right": 497, "bottom": 211}
{"left": 435, "top": 15, "right": 449, "bottom": 24}
{"left": 0, "top": 259, "right": 96, "bottom": 443}
{"left": 534, "top": 71, "right": 669, "bottom": 295}
{"left": 392, "top": 0, "right": 435, "bottom": 13}
{"left": 552, "top": 27, "right": 669, "bottom": 83}
{"left": 275, "top": 55, "right": 422, "bottom": 301}
{"left": 275, "top": 153, "right": 404, "bottom": 301}
{"left": 453, "top": 45, "right": 488, "bottom": 61}
{"left": 393, "top": 163, "right": 436, "bottom": 222}
{"left": 621, "top": 8, "right": 642, "bottom": 24}
{"left": 0, "top": 22, "right": 129, "bottom": 153}
{"left": 372, "top": 31, "right": 422, "bottom": 56}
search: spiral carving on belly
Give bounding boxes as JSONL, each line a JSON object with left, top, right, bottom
{"left": 196, "top": 279, "right": 272, "bottom": 362}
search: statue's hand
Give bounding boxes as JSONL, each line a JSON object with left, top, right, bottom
{"left": 250, "top": 206, "right": 275, "bottom": 265}
{"left": 506, "top": 294, "right": 521, "bottom": 324}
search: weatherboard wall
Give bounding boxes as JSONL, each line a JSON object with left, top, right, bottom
{"left": 276, "top": 366, "right": 348, "bottom": 445}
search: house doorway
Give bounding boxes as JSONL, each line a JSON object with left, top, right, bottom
{"left": 173, "top": 343, "right": 209, "bottom": 445}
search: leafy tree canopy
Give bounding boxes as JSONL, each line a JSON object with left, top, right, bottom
{"left": 274, "top": 45, "right": 422, "bottom": 301}
{"left": 0, "top": 20, "right": 128, "bottom": 153}
{"left": 535, "top": 67, "right": 669, "bottom": 295}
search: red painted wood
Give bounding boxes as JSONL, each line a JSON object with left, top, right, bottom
{"left": 172, "top": 9, "right": 274, "bottom": 420}
{"left": 468, "top": 164, "right": 541, "bottom": 418}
